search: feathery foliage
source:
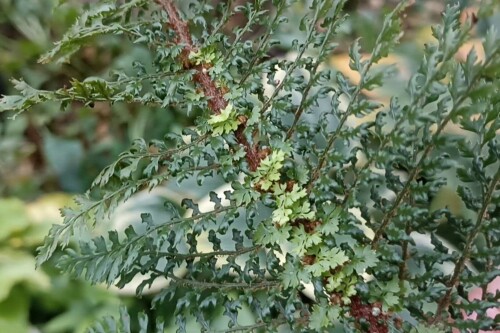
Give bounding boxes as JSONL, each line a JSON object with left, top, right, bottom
{"left": 1, "top": 0, "right": 499, "bottom": 332}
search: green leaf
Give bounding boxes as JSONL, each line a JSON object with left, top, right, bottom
{"left": 0, "top": 288, "right": 30, "bottom": 333}
{"left": 0, "top": 250, "right": 50, "bottom": 302}
{"left": 0, "top": 199, "right": 31, "bottom": 242}
{"left": 281, "top": 261, "right": 302, "bottom": 289}
{"left": 272, "top": 206, "right": 293, "bottom": 225}
{"left": 309, "top": 304, "right": 340, "bottom": 330}
{"left": 231, "top": 182, "right": 260, "bottom": 206}
{"left": 0, "top": 79, "right": 56, "bottom": 117}
{"left": 254, "top": 223, "right": 291, "bottom": 246}
{"left": 349, "top": 38, "right": 365, "bottom": 72}
{"left": 39, "top": 0, "right": 148, "bottom": 64}
{"left": 306, "top": 247, "right": 348, "bottom": 277}
{"left": 253, "top": 149, "right": 286, "bottom": 190}
{"left": 207, "top": 103, "right": 241, "bottom": 136}
{"left": 344, "top": 246, "right": 379, "bottom": 275}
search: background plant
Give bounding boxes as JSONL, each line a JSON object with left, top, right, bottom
{"left": 1, "top": 0, "right": 499, "bottom": 332}
{"left": 0, "top": 0, "right": 183, "bottom": 331}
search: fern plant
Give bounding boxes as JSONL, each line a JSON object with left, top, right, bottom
{"left": 1, "top": 0, "right": 499, "bottom": 332}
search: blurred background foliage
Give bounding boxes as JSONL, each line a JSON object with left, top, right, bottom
{"left": 0, "top": 0, "right": 193, "bottom": 331}
{"left": 0, "top": 0, "right": 497, "bottom": 332}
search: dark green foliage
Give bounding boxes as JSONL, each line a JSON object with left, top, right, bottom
{"left": 1, "top": 0, "right": 499, "bottom": 332}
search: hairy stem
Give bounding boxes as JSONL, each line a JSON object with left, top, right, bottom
{"left": 154, "top": 0, "right": 261, "bottom": 170}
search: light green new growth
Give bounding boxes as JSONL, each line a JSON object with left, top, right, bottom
{"left": 272, "top": 182, "right": 314, "bottom": 225}
{"left": 207, "top": 103, "right": 240, "bottom": 136}
{"left": 252, "top": 149, "right": 286, "bottom": 190}
{"left": 188, "top": 46, "right": 219, "bottom": 66}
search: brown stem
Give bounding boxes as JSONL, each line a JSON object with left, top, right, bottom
{"left": 398, "top": 223, "right": 411, "bottom": 282}
{"left": 154, "top": 0, "right": 261, "bottom": 170}
{"left": 155, "top": 0, "right": 195, "bottom": 57}
{"left": 430, "top": 168, "right": 500, "bottom": 324}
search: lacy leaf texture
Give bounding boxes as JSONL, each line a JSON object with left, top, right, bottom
{"left": 1, "top": 0, "right": 499, "bottom": 332}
